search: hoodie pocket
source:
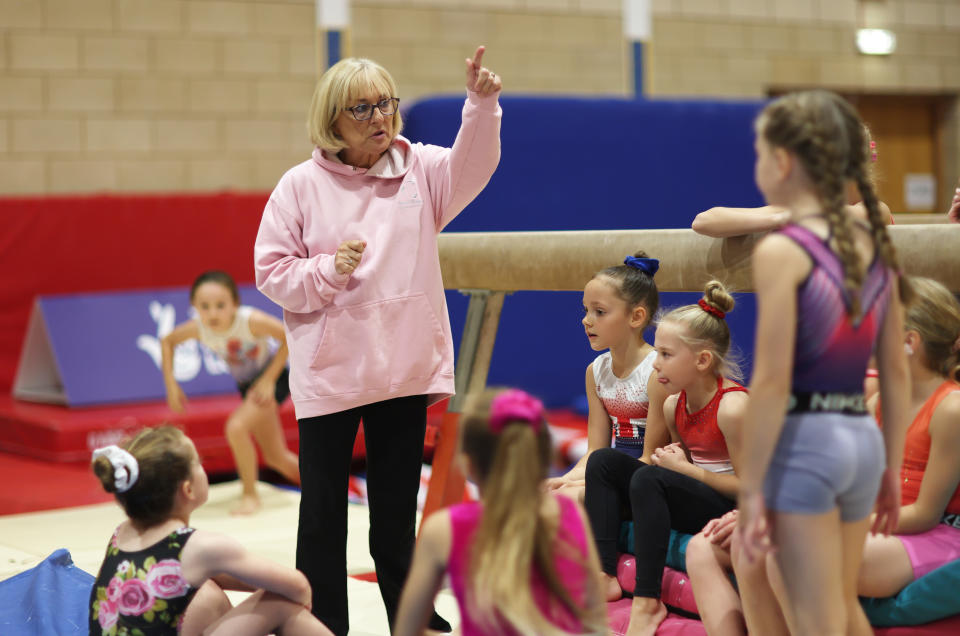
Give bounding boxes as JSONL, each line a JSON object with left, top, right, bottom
{"left": 309, "top": 293, "right": 445, "bottom": 395}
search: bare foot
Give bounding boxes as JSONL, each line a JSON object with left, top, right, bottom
{"left": 625, "top": 596, "right": 667, "bottom": 636}
{"left": 230, "top": 493, "right": 261, "bottom": 515}
{"left": 603, "top": 572, "right": 623, "bottom": 602}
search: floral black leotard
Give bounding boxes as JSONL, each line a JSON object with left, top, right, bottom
{"left": 89, "top": 526, "right": 197, "bottom": 635}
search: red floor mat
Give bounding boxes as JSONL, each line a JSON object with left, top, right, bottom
{"left": 0, "top": 451, "right": 114, "bottom": 515}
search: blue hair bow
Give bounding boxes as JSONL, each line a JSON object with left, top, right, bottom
{"left": 624, "top": 256, "right": 660, "bottom": 276}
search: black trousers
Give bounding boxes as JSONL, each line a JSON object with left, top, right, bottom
{"left": 584, "top": 448, "right": 735, "bottom": 599}
{"left": 297, "top": 394, "right": 429, "bottom": 636}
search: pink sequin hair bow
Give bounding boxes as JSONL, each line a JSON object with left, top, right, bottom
{"left": 489, "top": 389, "right": 545, "bottom": 434}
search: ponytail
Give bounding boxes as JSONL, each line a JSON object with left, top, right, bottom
{"left": 460, "top": 390, "right": 606, "bottom": 635}
{"left": 659, "top": 280, "right": 742, "bottom": 382}
{"left": 91, "top": 426, "right": 193, "bottom": 528}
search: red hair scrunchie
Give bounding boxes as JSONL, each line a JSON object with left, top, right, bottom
{"left": 698, "top": 298, "right": 725, "bottom": 319}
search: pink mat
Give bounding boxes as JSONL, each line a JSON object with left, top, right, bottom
{"left": 607, "top": 598, "right": 706, "bottom": 636}
{"left": 608, "top": 552, "right": 960, "bottom": 634}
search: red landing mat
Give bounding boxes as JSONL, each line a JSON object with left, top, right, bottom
{"left": 0, "top": 393, "right": 299, "bottom": 473}
{"left": 0, "top": 451, "right": 115, "bottom": 515}
{"left": 0, "top": 394, "right": 448, "bottom": 515}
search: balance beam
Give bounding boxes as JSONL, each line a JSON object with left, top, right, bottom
{"left": 421, "top": 225, "right": 960, "bottom": 520}
{"left": 438, "top": 225, "right": 960, "bottom": 292}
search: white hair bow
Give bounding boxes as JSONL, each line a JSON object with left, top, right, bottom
{"left": 92, "top": 445, "right": 140, "bottom": 493}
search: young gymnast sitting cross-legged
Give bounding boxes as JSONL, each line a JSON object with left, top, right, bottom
{"left": 89, "top": 425, "right": 332, "bottom": 636}
{"left": 735, "top": 90, "right": 912, "bottom": 636}
{"left": 583, "top": 280, "right": 749, "bottom": 636}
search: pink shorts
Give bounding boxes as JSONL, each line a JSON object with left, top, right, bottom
{"left": 898, "top": 523, "right": 960, "bottom": 579}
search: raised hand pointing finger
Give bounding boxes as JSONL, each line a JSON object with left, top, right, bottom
{"left": 465, "top": 45, "right": 501, "bottom": 96}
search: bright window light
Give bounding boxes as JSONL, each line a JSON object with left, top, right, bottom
{"left": 857, "top": 29, "right": 896, "bottom": 55}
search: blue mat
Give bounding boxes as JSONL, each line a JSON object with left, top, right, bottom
{"left": 0, "top": 549, "right": 94, "bottom": 635}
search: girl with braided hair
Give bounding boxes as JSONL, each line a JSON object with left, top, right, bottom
{"left": 736, "top": 90, "right": 911, "bottom": 636}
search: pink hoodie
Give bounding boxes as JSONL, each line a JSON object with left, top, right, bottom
{"left": 254, "top": 91, "right": 501, "bottom": 419}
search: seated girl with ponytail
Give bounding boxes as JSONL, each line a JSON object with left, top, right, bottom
{"left": 89, "top": 426, "right": 333, "bottom": 636}
{"left": 583, "top": 281, "right": 749, "bottom": 636}
{"left": 394, "top": 389, "right": 607, "bottom": 636}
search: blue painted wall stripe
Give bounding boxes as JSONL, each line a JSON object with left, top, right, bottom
{"left": 326, "top": 30, "right": 341, "bottom": 67}
{"left": 632, "top": 40, "right": 644, "bottom": 98}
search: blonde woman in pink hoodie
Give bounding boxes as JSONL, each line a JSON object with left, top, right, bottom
{"left": 254, "top": 46, "right": 501, "bottom": 636}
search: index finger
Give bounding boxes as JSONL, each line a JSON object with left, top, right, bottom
{"left": 346, "top": 239, "right": 366, "bottom": 251}
{"left": 472, "top": 45, "right": 485, "bottom": 69}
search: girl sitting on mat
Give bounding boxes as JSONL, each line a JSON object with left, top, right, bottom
{"left": 394, "top": 388, "right": 607, "bottom": 636}
{"left": 735, "top": 90, "right": 911, "bottom": 636}
{"left": 686, "top": 275, "right": 960, "bottom": 636}
{"left": 89, "top": 425, "right": 332, "bottom": 636}
{"left": 584, "top": 280, "right": 749, "bottom": 636}
{"left": 546, "top": 251, "right": 670, "bottom": 503}
{"left": 161, "top": 270, "right": 299, "bottom": 515}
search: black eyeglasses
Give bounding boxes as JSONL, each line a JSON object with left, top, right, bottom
{"left": 345, "top": 97, "right": 400, "bottom": 121}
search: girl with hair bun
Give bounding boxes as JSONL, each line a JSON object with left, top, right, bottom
{"left": 89, "top": 426, "right": 333, "bottom": 636}
{"left": 394, "top": 388, "right": 607, "bottom": 636}
{"left": 735, "top": 90, "right": 910, "bottom": 636}
{"left": 583, "top": 280, "right": 749, "bottom": 635}
{"left": 546, "top": 251, "right": 668, "bottom": 503}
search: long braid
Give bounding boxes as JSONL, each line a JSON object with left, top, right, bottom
{"left": 805, "top": 128, "right": 864, "bottom": 317}
{"left": 845, "top": 117, "right": 913, "bottom": 304}
{"left": 759, "top": 91, "right": 876, "bottom": 317}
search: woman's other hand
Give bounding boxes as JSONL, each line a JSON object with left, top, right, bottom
{"left": 335, "top": 240, "right": 366, "bottom": 275}
{"left": 465, "top": 46, "right": 502, "bottom": 97}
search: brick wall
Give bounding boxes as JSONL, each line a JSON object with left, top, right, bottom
{"left": 1, "top": 0, "right": 958, "bottom": 195}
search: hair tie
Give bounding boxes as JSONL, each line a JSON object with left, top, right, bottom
{"left": 953, "top": 334, "right": 960, "bottom": 354}
{"left": 869, "top": 140, "right": 878, "bottom": 163}
{"left": 623, "top": 256, "right": 659, "bottom": 276}
{"left": 489, "top": 389, "right": 544, "bottom": 434}
{"left": 92, "top": 445, "right": 140, "bottom": 493}
{"left": 698, "top": 298, "right": 725, "bottom": 319}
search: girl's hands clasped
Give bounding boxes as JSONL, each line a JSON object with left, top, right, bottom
{"left": 465, "top": 46, "right": 502, "bottom": 97}
{"left": 703, "top": 509, "right": 738, "bottom": 550}
{"left": 651, "top": 442, "right": 692, "bottom": 473}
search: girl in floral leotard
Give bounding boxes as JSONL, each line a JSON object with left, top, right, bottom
{"left": 89, "top": 425, "right": 332, "bottom": 635}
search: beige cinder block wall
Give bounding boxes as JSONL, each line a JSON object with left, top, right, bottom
{"left": 1, "top": 0, "right": 958, "bottom": 196}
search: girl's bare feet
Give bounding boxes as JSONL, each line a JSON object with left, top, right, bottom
{"left": 230, "top": 493, "right": 261, "bottom": 515}
{"left": 625, "top": 596, "right": 667, "bottom": 636}
{"left": 603, "top": 572, "right": 623, "bottom": 602}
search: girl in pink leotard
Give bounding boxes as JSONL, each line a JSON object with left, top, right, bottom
{"left": 394, "top": 388, "right": 607, "bottom": 636}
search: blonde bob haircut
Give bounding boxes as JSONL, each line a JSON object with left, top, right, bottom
{"left": 307, "top": 57, "right": 403, "bottom": 153}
